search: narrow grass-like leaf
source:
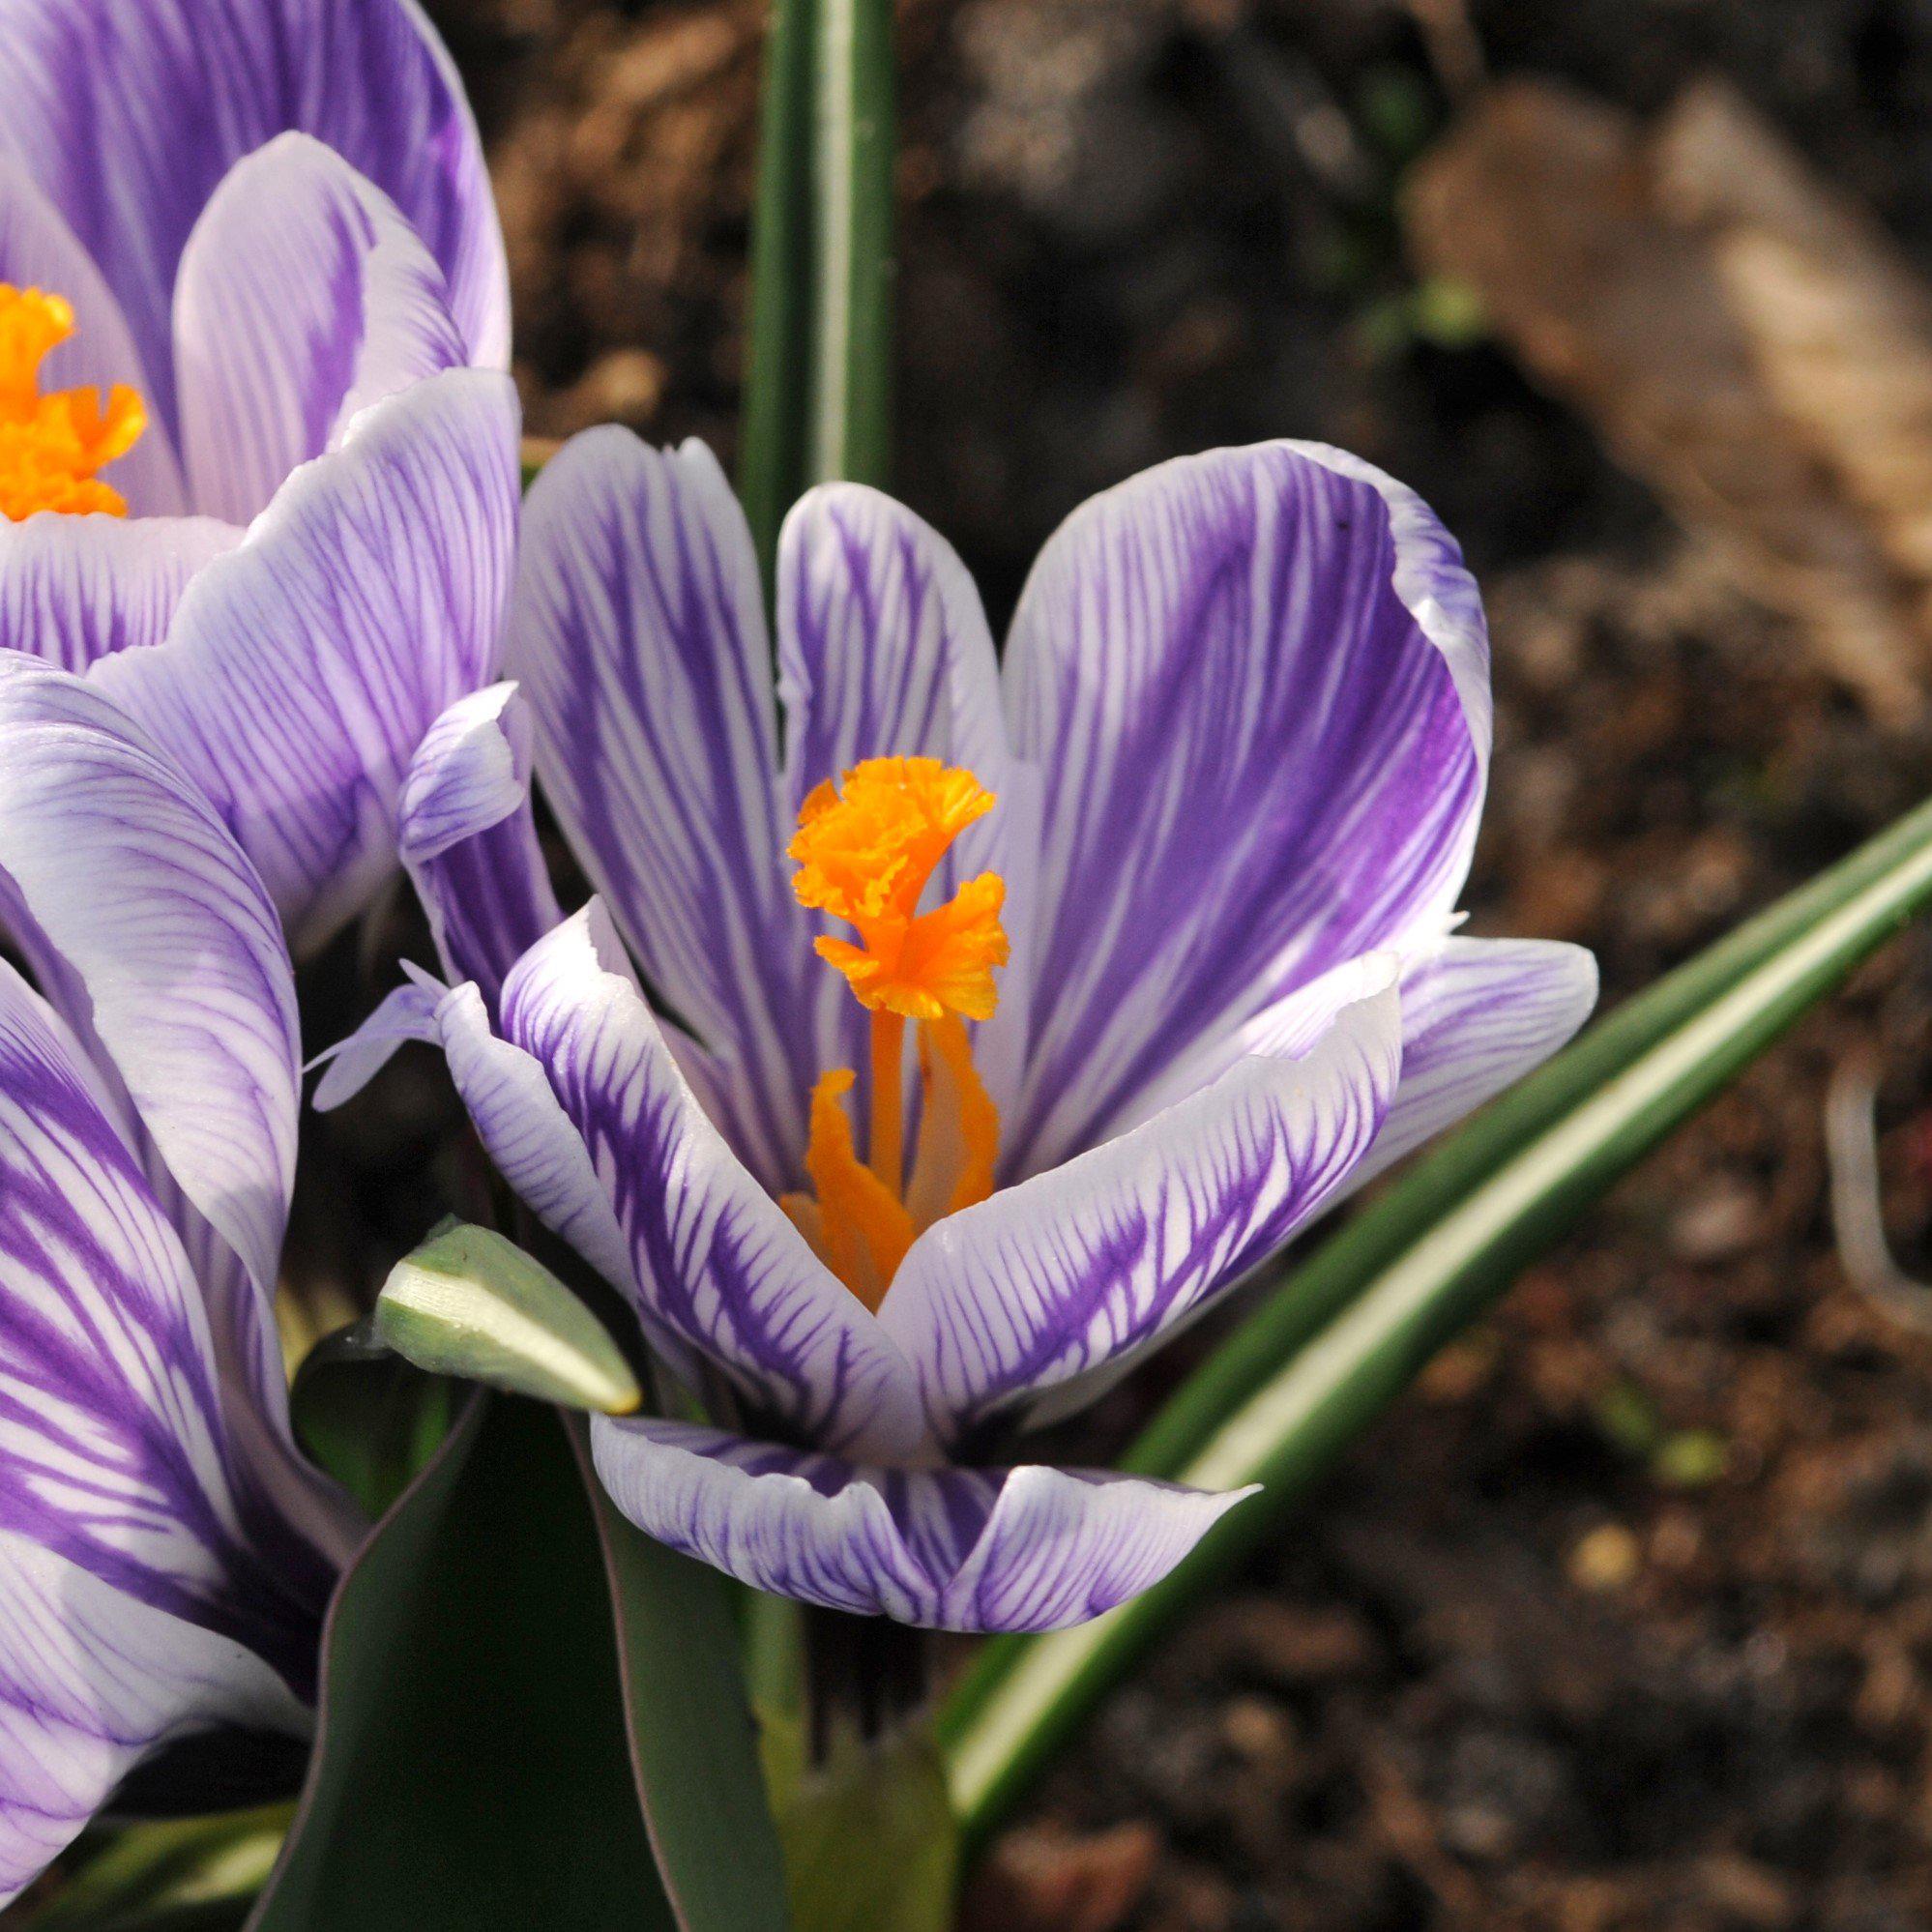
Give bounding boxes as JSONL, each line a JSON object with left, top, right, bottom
{"left": 941, "top": 789, "right": 1932, "bottom": 1844}
{"left": 739, "top": 0, "right": 895, "bottom": 589}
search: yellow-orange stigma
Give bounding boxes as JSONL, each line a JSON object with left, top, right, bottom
{"left": 781, "top": 757, "right": 1008, "bottom": 1310}
{"left": 0, "top": 286, "right": 145, "bottom": 521}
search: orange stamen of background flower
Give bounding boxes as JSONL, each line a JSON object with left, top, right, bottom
{"left": 781, "top": 758, "right": 1009, "bottom": 1306}
{"left": 0, "top": 286, "right": 145, "bottom": 521}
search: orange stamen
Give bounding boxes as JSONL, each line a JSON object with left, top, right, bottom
{"left": 868, "top": 1008, "right": 905, "bottom": 1195}
{"left": 779, "top": 1070, "right": 915, "bottom": 1313}
{"left": 789, "top": 757, "right": 1009, "bottom": 1022}
{"left": 786, "top": 758, "right": 1010, "bottom": 1307}
{"left": 904, "top": 1015, "right": 1001, "bottom": 1226}
{"left": 0, "top": 286, "right": 145, "bottom": 521}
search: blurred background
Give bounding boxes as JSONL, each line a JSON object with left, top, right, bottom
{"left": 400, "top": 3, "right": 1932, "bottom": 1924}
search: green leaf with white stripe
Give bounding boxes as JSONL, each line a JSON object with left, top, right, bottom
{"left": 941, "top": 788, "right": 1932, "bottom": 1847}
{"left": 738, "top": 0, "right": 895, "bottom": 592}
{"left": 373, "top": 1222, "right": 641, "bottom": 1416}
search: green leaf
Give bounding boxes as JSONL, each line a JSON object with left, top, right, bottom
{"left": 249, "top": 1395, "right": 675, "bottom": 1931}
{"left": 373, "top": 1222, "right": 642, "bottom": 1416}
{"left": 25, "top": 1808, "right": 290, "bottom": 1931}
{"left": 941, "top": 787, "right": 1932, "bottom": 1845}
{"left": 564, "top": 1419, "right": 794, "bottom": 1932}
{"left": 739, "top": 0, "right": 895, "bottom": 589}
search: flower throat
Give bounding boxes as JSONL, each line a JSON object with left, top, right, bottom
{"left": 780, "top": 756, "right": 1009, "bottom": 1310}
{"left": 0, "top": 285, "right": 145, "bottom": 521}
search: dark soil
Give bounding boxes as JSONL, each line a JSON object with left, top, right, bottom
{"left": 402, "top": 1, "right": 1932, "bottom": 1924}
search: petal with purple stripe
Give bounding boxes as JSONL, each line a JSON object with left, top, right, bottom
{"left": 498, "top": 907, "right": 929, "bottom": 1462}
{"left": 172, "top": 134, "right": 468, "bottom": 525}
{"left": 0, "top": 1536, "right": 310, "bottom": 1908}
{"left": 398, "top": 686, "right": 562, "bottom": 1006}
{"left": 509, "top": 430, "right": 814, "bottom": 1187}
{"left": 776, "top": 483, "right": 1040, "bottom": 1119}
{"left": 1003, "top": 441, "right": 1488, "bottom": 1177}
{"left": 878, "top": 970, "right": 1403, "bottom": 1443}
{"left": 0, "top": 658, "right": 298, "bottom": 1390}
{"left": 93, "top": 366, "right": 521, "bottom": 955}
{"left": 1352, "top": 935, "right": 1598, "bottom": 1186}
{"left": 589, "top": 1417, "right": 1254, "bottom": 1632}
{"left": 0, "top": 0, "right": 507, "bottom": 428}
{"left": 0, "top": 962, "right": 330, "bottom": 1682}
{"left": 0, "top": 515, "right": 239, "bottom": 672}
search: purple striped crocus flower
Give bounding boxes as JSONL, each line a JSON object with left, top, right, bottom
{"left": 0, "top": 656, "right": 363, "bottom": 1903}
{"left": 345, "top": 434, "right": 1597, "bottom": 1633}
{"left": 0, "top": 0, "right": 518, "bottom": 955}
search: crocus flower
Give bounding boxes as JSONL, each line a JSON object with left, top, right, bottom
{"left": 346, "top": 435, "right": 1596, "bottom": 1632}
{"left": 0, "top": 0, "right": 518, "bottom": 953}
{"left": 0, "top": 655, "right": 362, "bottom": 1901}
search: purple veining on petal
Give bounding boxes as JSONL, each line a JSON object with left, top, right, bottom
{"left": 0, "top": 1536, "right": 312, "bottom": 1908}
{"left": 497, "top": 907, "right": 930, "bottom": 1462}
{"left": 92, "top": 366, "right": 521, "bottom": 956}
{"left": 1350, "top": 934, "right": 1598, "bottom": 1188}
{"left": 589, "top": 1415, "right": 1253, "bottom": 1632}
{"left": 0, "top": 656, "right": 363, "bottom": 1583}
{"left": 0, "top": 966, "right": 329, "bottom": 1696}
{"left": 172, "top": 133, "right": 468, "bottom": 525}
{"left": 399, "top": 686, "right": 562, "bottom": 1008}
{"left": 510, "top": 430, "right": 817, "bottom": 1191}
{"left": 0, "top": 656, "right": 299, "bottom": 1374}
{"left": 0, "top": 0, "right": 507, "bottom": 432}
{"left": 1003, "top": 442, "right": 1486, "bottom": 1178}
{"left": 879, "top": 974, "right": 1404, "bottom": 1443}
{"left": 0, "top": 517, "right": 240, "bottom": 673}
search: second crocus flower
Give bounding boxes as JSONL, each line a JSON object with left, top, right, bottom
{"left": 0, "top": 0, "right": 517, "bottom": 953}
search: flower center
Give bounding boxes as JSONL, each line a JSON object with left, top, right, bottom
{"left": 0, "top": 285, "right": 146, "bottom": 521}
{"left": 781, "top": 756, "right": 1009, "bottom": 1309}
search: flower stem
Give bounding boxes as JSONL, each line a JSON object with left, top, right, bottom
{"left": 805, "top": 1606, "right": 927, "bottom": 1760}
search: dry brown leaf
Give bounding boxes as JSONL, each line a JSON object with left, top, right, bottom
{"left": 1406, "top": 79, "right": 1932, "bottom": 720}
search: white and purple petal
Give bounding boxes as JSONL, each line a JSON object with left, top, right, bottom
{"left": 0, "top": 1536, "right": 310, "bottom": 1908}
{"left": 0, "top": 963, "right": 331, "bottom": 1669}
{"left": 0, "top": 658, "right": 298, "bottom": 1361}
{"left": 92, "top": 366, "right": 521, "bottom": 955}
{"left": 172, "top": 134, "right": 468, "bottom": 525}
{"left": 589, "top": 1417, "right": 1254, "bottom": 1632}
{"left": 879, "top": 970, "right": 1404, "bottom": 1443}
{"left": 398, "top": 686, "right": 562, "bottom": 1006}
{"left": 0, "top": 0, "right": 507, "bottom": 429}
{"left": 1354, "top": 935, "right": 1597, "bottom": 1186}
{"left": 0, "top": 515, "right": 239, "bottom": 672}
{"left": 1003, "top": 441, "right": 1488, "bottom": 1177}
{"left": 497, "top": 908, "right": 930, "bottom": 1462}
{"left": 307, "top": 979, "right": 443, "bottom": 1114}
{"left": 509, "top": 430, "right": 816, "bottom": 1188}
